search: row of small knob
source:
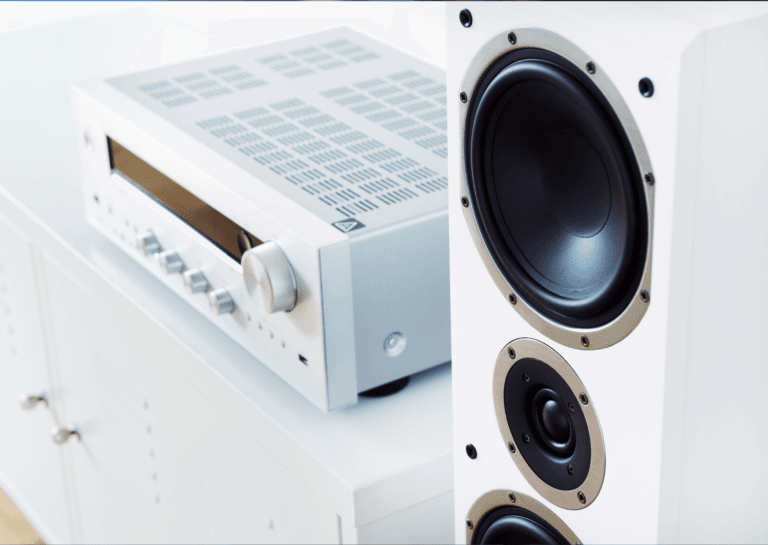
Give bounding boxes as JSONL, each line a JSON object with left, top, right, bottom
{"left": 137, "top": 232, "right": 234, "bottom": 315}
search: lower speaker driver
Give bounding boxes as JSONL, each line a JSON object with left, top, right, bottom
{"left": 466, "top": 490, "right": 579, "bottom": 545}
{"left": 493, "top": 338, "right": 605, "bottom": 510}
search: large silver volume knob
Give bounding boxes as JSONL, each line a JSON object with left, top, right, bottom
{"left": 242, "top": 242, "right": 297, "bottom": 314}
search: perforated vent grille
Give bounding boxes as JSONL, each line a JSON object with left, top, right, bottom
{"left": 320, "top": 70, "right": 447, "bottom": 159}
{"left": 137, "top": 81, "right": 198, "bottom": 109}
{"left": 138, "top": 65, "right": 267, "bottom": 107}
{"left": 208, "top": 65, "right": 268, "bottom": 91}
{"left": 257, "top": 38, "right": 380, "bottom": 79}
{"left": 196, "top": 97, "right": 447, "bottom": 218}
{"left": 113, "top": 28, "right": 447, "bottom": 231}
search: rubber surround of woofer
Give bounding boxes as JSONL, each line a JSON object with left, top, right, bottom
{"left": 493, "top": 338, "right": 605, "bottom": 510}
{"left": 466, "top": 490, "right": 579, "bottom": 545}
{"left": 458, "top": 29, "right": 654, "bottom": 351}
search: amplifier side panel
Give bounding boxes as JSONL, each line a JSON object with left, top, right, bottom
{"left": 351, "top": 211, "right": 451, "bottom": 392}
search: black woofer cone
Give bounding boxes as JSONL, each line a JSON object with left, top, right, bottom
{"left": 472, "top": 507, "right": 570, "bottom": 545}
{"left": 465, "top": 49, "right": 648, "bottom": 329}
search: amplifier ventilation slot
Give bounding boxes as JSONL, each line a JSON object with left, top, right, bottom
{"left": 319, "top": 69, "right": 447, "bottom": 157}
{"left": 197, "top": 95, "right": 447, "bottom": 222}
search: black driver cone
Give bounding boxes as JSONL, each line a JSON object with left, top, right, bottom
{"left": 471, "top": 506, "right": 571, "bottom": 545}
{"left": 465, "top": 49, "right": 648, "bottom": 329}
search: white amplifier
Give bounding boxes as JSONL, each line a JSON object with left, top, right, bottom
{"left": 71, "top": 27, "right": 450, "bottom": 412}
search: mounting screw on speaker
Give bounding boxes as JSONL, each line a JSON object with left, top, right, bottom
{"left": 460, "top": 92, "right": 468, "bottom": 103}
{"left": 522, "top": 373, "right": 530, "bottom": 383}
{"left": 466, "top": 519, "right": 474, "bottom": 530}
{"left": 581, "top": 335, "right": 590, "bottom": 347}
{"left": 639, "top": 77, "right": 655, "bottom": 97}
{"left": 508, "top": 32, "right": 517, "bottom": 45}
{"left": 508, "top": 347, "right": 516, "bottom": 359}
{"left": 459, "top": 9, "right": 472, "bottom": 28}
{"left": 568, "top": 402, "right": 576, "bottom": 413}
{"left": 586, "top": 61, "right": 596, "bottom": 74}
{"left": 508, "top": 442, "right": 516, "bottom": 453}
{"left": 644, "top": 172, "right": 655, "bottom": 185}
{"left": 568, "top": 464, "right": 575, "bottom": 475}
{"left": 578, "top": 492, "right": 587, "bottom": 504}
{"left": 523, "top": 433, "right": 530, "bottom": 443}
{"left": 509, "top": 293, "right": 517, "bottom": 305}
{"left": 640, "top": 290, "right": 650, "bottom": 303}
{"left": 461, "top": 196, "right": 469, "bottom": 207}
{"left": 580, "top": 393, "right": 589, "bottom": 405}
{"left": 466, "top": 444, "right": 478, "bottom": 459}
{"left": 509, "top": 492, "right": 517, "bottom": 503}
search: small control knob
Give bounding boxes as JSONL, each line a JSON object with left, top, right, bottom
{"left": 158, "top": 250, "right": 184, "bottom": 274}
{"left": 208, "top": 288, "right": 235, "bottom": 315}
{"left": 137, "top": 232, "right": 161, "bottom": 256}
{"left": 20, "top": 393, "right": 48, "bottom": 410}
{"left": 51, "top": 427, "right": 81, "bottom": 445}
{"left": 242, "top": 242, "right": 297, "bottom": 314}
{"left": 182, "top": 269, "right": 209, "bottom": 293}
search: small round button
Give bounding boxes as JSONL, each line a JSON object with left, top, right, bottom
{"left": 242, "top": 242, "right": 297, "bottom": 314}
{"left": 384, "top": 332, "right": 407, "bottom": 357}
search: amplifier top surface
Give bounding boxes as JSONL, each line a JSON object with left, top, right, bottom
{"left": 107, "top": 27, "right": 448, "bottom": 235}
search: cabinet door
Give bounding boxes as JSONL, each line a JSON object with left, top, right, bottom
{"left": 43, "top": 250, "right": 340, "bottom": 544}
{"left": 0, "top": 213, "right": 71, "bottom": 542}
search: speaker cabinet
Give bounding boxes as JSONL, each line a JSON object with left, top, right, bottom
{"left": 448, "top": 4, "right": 768, "bottom": 543}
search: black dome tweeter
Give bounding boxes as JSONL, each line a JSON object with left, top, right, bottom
{"left": 493, "top": 338, "right": 605, "bottom": 509}
{"left": 532, "top": 389, "right": 574, "bottom": 456}
{"left": 463, "top": 47, "right": 651, "bottom": 333}
{"left": 505, "top": 358, "right": 590, "bottom": 491}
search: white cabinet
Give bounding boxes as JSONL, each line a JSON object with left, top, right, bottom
{"left": 0, "top": 213, "right": 72, "bottom": 543}
{"left": 0, "top": 188, "right": 453, "bottom": 544}
{"left": 43, "top": 252, "right": 339, "bottom": 544}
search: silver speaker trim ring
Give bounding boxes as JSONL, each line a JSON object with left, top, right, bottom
{"left": 466, "top": 489, "right": 581, "bottom": 544}
{"left": 458, "top": 28, "right": 655, "bottom": 351}
{"left": 492, "top": 338, "right": 605, "bottom": 510}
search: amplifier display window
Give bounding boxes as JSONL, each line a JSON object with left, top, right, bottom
{"left": 108, "top": 137, "right": 261, "bottom": 262}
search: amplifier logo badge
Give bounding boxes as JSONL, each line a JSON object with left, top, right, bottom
{"left": 332, "top": 218, "right": 366, "bottom": 233}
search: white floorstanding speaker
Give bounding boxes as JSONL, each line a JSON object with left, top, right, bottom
{"left": 447, "top": 4, "right": 768, "bottom": 544}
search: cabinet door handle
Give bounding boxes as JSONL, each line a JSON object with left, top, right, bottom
{"left": 20, "top": 393, "right": 48, "bottom": 410}
{"left": 51, "top": 427, "right": 81, "bottom": 445}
